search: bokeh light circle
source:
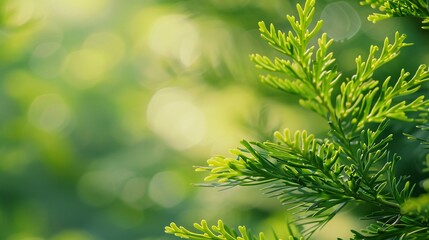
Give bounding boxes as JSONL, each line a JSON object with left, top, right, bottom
{"left": 146, "top": 87, "right": 206, "bottom": 150}
{"left": 320, "top": 1, "right": 361, "bottom": 41}
{"left": 49, "top": 0, "right": 111, "bottom": 23}
{"left": 30, "top": 42, "right": 65, "bottom": 79}
{"left": 62, "top": 49, "right": 108, "bottom": 88}
{"left": 148, "top": 14, "right": 201, "bottom": 67}
{"left": 120, "top": 177, "right": 147, "bottom": 209}
{"left": 148, "top": 171, "right": 187, "bottom": 208}
{"left": 28, "top": 93, "right": 71, "bottom": 132}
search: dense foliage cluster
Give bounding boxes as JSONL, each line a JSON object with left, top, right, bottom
{"left": 361, "top": 0, "right": 429, "bottom": 28}
{"left": 166, "top": 0, "right": 429, "bottom": 239}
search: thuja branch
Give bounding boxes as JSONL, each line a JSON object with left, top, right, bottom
{"left": 165, "top": 220, "right": 267, "bottom": 240}
{"left": 251, "top": 8, "right": 429, "bottom": 136}
{"left": 166, "top": 0, "right": 429, "bottom": 239}
{"left": 361, "top": 0, "right": 429, "bottom": 29}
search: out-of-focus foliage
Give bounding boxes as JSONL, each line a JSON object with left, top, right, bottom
{"left": 0, "top": 0, "right": 428, "bottom": 239}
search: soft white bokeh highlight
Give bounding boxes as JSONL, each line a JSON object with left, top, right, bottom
{"left": 146, "top": 87, "right": 206, "bottom": 150}
{"left": 148, "top": 14, "right": 201, "bottom": 67}
{"left": 321, "top": 1, "right": 361, "bottom": 41}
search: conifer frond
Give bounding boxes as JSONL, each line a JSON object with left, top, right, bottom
{"left": 196, "top": 124, "right": 413, "bottom": 237}
{"left": 351, "top": 214, "right": 429, "bottom": 239}
{"left": 250, "top": 0, "right": 340, "bottom": 117}
{"left": 251, "top": 0, "right": 429, "bottom": 132}
{"left": 361, "top": 0, "right": 429, "bottom": 29}
{"left": 165, "top": 220, "right": 266, "bottom": 240}
{"left": 339, "top": 61, "right": 429, "bottom": 133}
{"left": 167, "top": 0, "right": 429, "bottom": 239}
{"left": 405, "top": 124, "right": 429, "bottom": 148}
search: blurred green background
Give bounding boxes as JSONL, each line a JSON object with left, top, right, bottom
{"left": 0, "top": 0, "right": 428, "bottom": 239}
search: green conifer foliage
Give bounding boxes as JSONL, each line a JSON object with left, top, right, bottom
{"left": 361, "top": 0, "right": 429, "bottom": 29}
{"left": 165, "top": 0, "right": 429, "bottom": 239}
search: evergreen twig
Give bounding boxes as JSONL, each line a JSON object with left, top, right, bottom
{"left": 165, "top": 0, "right": 429, "bottom": 239}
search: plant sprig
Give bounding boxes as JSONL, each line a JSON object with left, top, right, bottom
{"left": 166, "top": 0, "right": 429, "bottom": 239}
{"left": 165, "top": 220, "right": 267, "bottom": 240}
{"left": 361, "top": 0, "right": 429, "bottom": 29}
